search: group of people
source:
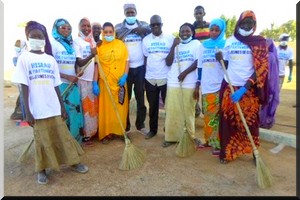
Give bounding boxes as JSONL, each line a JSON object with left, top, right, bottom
{"left": 11, "top": 3, "right": 294, "bottom": 185}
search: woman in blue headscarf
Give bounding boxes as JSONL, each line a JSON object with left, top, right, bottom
{"left": 51, "top": 18, "right": 84, "bottom": 144}
{"left": 194, "top": 18, "right": 226, "bottom": 156}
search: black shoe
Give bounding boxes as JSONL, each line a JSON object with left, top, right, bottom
{"left": 145, "top": 131, "right": 156, "bottom": 139}
{"left": 161, "top": 141, "right": 175, "bottom": 148}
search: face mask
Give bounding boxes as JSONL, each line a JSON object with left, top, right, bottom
{"left": 280, "top": 41, "right": 288, "bottom": 46}
{"left": 125, "top": 16, "right": 136, "bottom": 25}
{"left": 180, "top": 36, "right": 192, "bottom": 44}
{"left": 15, "top": 47, "right": 21, "bottom": 53}
{"left": 29, "top": 38, "right": 45, "bottom": 51}
{"left": 238, "top": 28, "right": 254, "bottom": 37}
{"left": 104, "top": 35, "right": 115, "bottom": 42}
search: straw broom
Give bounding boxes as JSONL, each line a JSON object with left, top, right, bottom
{"left": 219, "top": 57, "right": 272, "bottom": 189}
{"left": 175, "top": 45, "right": 196, "bottom": 157}
{"left": 17, "top": 59, "right": 93, "bottom": 163}
{"left": 95, "top": 55, "right": 145, "bottom": 170}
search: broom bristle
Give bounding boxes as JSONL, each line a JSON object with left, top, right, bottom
{"left": 175, "top": 131, "right": 196, "bottom": 157}
{"left": 17, "top": 139, "right": 34, "bottom": 163}
{"left": 119, "top": 138, "right": 145, "bottom": 170}
{"left": 255, "top": 155, "right": 273, "bottom": 189}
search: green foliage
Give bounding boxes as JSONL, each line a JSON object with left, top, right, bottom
{"left": 220, "top": 15, "right": 237, "bottom": 38}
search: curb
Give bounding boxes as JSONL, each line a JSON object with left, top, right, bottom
{"left": 259, "top": 128, "right": 296, "bottom": 148}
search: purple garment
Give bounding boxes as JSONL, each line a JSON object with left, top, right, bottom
{"left": 259, "top": 39, "right": 280, "bottom": 129}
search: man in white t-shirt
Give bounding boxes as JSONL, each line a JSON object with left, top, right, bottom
{"left": 115, "top": 3, "right": 151, "bottom": 135}
{"left": 142, "top": 15, "right": 174, "bottom": 139}
{"left": 277, "top": 33, "right": 294, "bottom": 88}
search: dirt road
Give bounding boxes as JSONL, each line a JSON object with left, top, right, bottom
{"left": 3, "top": 77, "right": 296, "bottom": 196}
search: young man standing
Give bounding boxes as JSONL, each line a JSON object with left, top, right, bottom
{"left": 142, "top": 15, "right": 174, "bottom": 139}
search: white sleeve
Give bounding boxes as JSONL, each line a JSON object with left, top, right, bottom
{"left": 11, "top": 55, "right": 28, "bottom": 85}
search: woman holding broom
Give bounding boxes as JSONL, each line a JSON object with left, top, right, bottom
{"left": 163, "top": 23, "right": 202, "bottom": 148}
{"left": 194, "top": 18, "right": 226, "bottom": 156}
{"left": 96, "top": 22, "right": 129, "bottom": 144}
{"left": 51, "top": 18, "right": 84, "bottom": 144}
{"left": 215, "top": 10, "right": 269, "bottom": 164}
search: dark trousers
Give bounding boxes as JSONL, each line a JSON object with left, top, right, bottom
{"left": 145, "top": 80, "right": 167, "bottom": 134}
{"left": 126, "top": 65, "right": 147, "bottom": 130}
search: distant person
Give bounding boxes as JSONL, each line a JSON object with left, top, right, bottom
{"left": 142, "top": 15, "right": 174, "bottom": 140}
{"left": 192, "top": 5, "right": 210, "bottom": 118}
{"left": 215, "top": 10, "right": 269, "bottom": 164}
{"left": 92, "top": 22, "right": 102, "bottom": 45}
{"left": 195, "top": 18, "right": 226, "bottom": 155}
{"left": 259, "top": 39, "right": 280, "bottom": 129}
{"left": 277, "top": 33, "right": 294, "bottom": 87}
{"left": 51, "top": 18, "right": 84, "bottom": 144}
{"left": 10, "top": 39, "right": 27, "bottom": 120}
{"left": 96, "top": 22, "right": 129, "bottom": 144}
{"left": 163, "top": 23, "right": 202, "bottom": 148}
{"left": 12, "top": 21, "right": 88, "bottom": 185}
{"left": 115, "top": 3, "right": 151, "bottom": 135}
{"left": 73, "top": 17, "right": 99, "bottom": 145}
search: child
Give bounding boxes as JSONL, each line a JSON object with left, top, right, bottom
{"left": 10, "top": 39, "right": 27, "bottom": 120}
{"left": 12, "top": 21, "right": 88, "bottom": 185}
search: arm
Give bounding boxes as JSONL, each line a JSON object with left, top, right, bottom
{"left": 178, "top": 60, "right": 198, "bottom": 82}
{"left": 193, "top": 68, "right": 202, "bottom": 100}
{"left": 166, "top": 38, "right": 180, "bottom": 66}
{"left": 21, "top": 84, "right": 35, "bottom": 127}
{"left": 60, "top": 73, "right": 79, "bottom": 83}
{"left": 54, "top": 86, "right": 67, "bottom": 120}
{"left": 76, "top": 47, "right": 96, "bottom": 67}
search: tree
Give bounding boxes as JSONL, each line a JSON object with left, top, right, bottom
{"left": 259, "top": 20, "right": 296, "bottom": 41}
{"left": 220, "top": 15, "right": 237, "bottom": 38}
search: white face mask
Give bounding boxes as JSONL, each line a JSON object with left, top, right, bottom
{"left": 28, "top": 38, "right": 45, "bottom": 51}
{"left": 280, "top": 41, "right": 288, "bottom": 46}
{"left": 238, "top": 28, "right": 254, "bottom": 37}
{"left": 180, "top": 36, "right": 193, "bottom": 44}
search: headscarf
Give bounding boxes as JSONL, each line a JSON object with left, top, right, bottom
{"left": 234, "top": 10, "right": 269, "bottom": 104}
{"left": 52, "top": 18, "right": 74, "bottom": 54}
{"left": 202, "top": 18, "right": 226, "bottom": 49}
{"left": 25, "top": 21, "right": 53, "bottom": 56}
{"left": 78, "top": 17, "right": 95, "bottom": 48}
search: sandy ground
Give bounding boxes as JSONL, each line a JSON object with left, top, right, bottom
{"left": 3, "top": 76, "right": 296, "bottom": 197}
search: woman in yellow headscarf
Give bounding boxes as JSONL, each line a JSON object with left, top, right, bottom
{"left": 96, "top": 22, "right": 129, "bottom": 144}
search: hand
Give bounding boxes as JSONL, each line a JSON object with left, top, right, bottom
{"left": 215, "top": 51, "right": 223, "bottom": 62}
{"left": 118, "top": 74, "right": 128, "bottom": 86}
{"left": 178, "top": 71, "right": 187, "bottom": 82}
{"left": 231, "top": 86, "right": 247, "bottom": 103}
{"left": 91, "top": 47, "right": 97, "bottom": 56}
{"left": 92, "top": 81, "right": 100, "bottom": 96}
{"left": 13, "top": 57, "right": 18, "bottom": 66}
{"left": 25, "top": 112, "right": 35, "bottom": 127}
{"left": 69, "top": 75, "right": 79, "bottom": 83}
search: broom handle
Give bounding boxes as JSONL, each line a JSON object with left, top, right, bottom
{"left": 219, "top": 59, "right": 258, "bottom": 152}
{"left": 95, "top": 55, "right": 127, "bottom": 136}
{"left": 61, "top": 59, "right": 93, "bottom": 97}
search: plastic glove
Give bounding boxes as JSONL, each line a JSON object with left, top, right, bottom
{"left": 13, "top": 57, "right": 18, "bottom": 66}
{"left": 231, "top": 86, "right": 247, "bottom": 103}
{"left": 92, "top": 81, "right": 100, "bottom": 96}
{"left": 118, "top": 74, "right": 128, "bottom": 86}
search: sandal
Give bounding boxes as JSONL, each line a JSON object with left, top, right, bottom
{"left": 162, "top": 141, "right": 174, "bottom": 148}
{"left": 101, "top": 138, "right": 110, "bottom": 144}
{"left": 220, "top": 158, "right": 228, "bottom": 164}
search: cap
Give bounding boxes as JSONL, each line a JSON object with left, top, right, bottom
{"left": 279, "top": 33, "right": 290, "bottom": 41}
{"left": 123, "top": 3, "right": 136, "bottom": 11}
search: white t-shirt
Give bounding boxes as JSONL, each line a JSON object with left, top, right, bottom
{"left": 167, "top": 39, "right": 201, "bottom": 88}
{"left": 124, "top": 23, "right": 144, "bottom": 68}
{"left": 142, "top": 33, "right": 174, "bottom": 80}
{"left": 51, "top": 40, "right": 77, "bottom": 83}
{"left": 11, "top": 51, "right": 62, "bottom": 119}
{"left": 73, "top": 37, "right": 95, "bottom": 81}
{"left": 223, "top": 36, "right": 254, "bottom": 86}
{"left": 276, "top": 47, "right": 293, "bottom": 76}
{"left": 198, "top": 47, "right": 224, "bottom": 94}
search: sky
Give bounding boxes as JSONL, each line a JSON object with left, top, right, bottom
{"left": 1, "top": 0, "right": 298, "bottom": 74}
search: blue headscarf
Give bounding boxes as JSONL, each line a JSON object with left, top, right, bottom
{"left": 52, "top": 18, "right": 74, "bottom": 54}
{"left": 202, "top": 18, "right": 226, "bottom": 49}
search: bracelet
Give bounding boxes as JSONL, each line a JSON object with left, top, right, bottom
{"left": 248, "top": 78, "right": 255, "bottom": 85}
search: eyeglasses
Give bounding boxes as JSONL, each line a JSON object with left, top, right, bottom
{"left": 59, "top": 26, "right": 72, "bottom": 31}
{"left": 150, "top": 23, "right": 162, "bottom": 28}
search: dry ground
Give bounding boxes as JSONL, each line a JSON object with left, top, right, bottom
{"left": 3, "top": 69, "right": 296, "bottom": 197}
